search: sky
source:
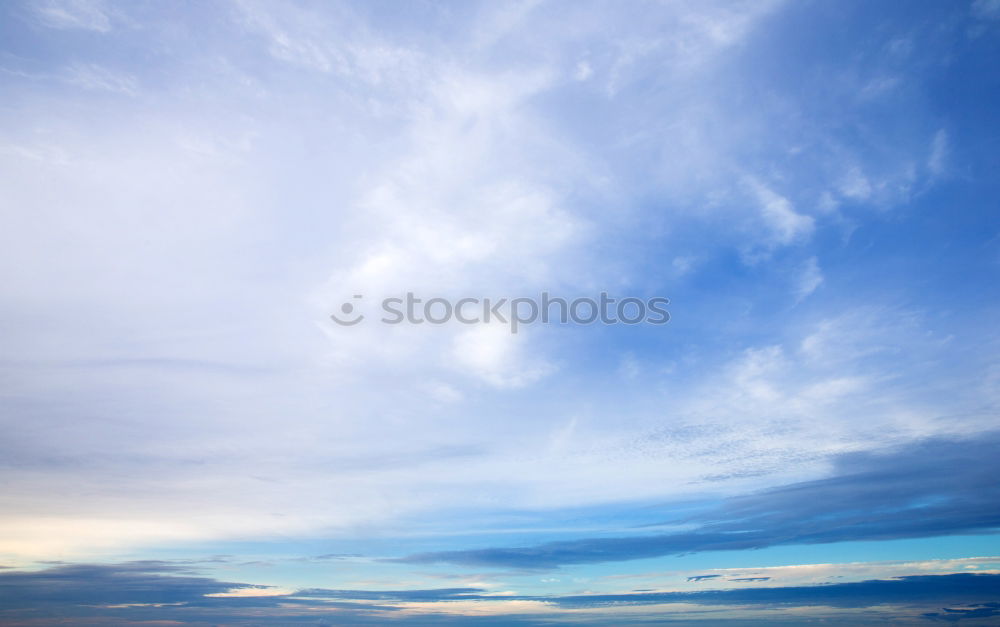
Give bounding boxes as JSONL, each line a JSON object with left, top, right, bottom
{"left": 1, "top": 0, "right": 999, "bottom": 624}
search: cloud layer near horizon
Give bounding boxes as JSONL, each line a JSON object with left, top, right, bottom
{"left": 2, "top": 561, "right": 999, "bottom": 625}
{"left": 396, "top": 433, "right": 1000, "bottom": 568}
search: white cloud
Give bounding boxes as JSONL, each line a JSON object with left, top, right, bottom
{"left": 451, "top": 324, "right": 553, "bottom": 388}
{"left": 31, "top": 0, "right": 111, "bottom": 32}
{"left": 601, "top": 556, "right": 1000, "bottom": 592}
{"left": 235, "top": 0, "right": 425, "bottom": 85}
{"left": 742, "top": 177, "right": 815, "bottom": 258}
{"left": 928, "top": 128, "right": 949, "bottom": 176}
{"left": 838, "top": 166, "right": 873, "bottom": 201}
{"left": 795, "top": 256, "right": 824, "bottom": 300}
{"left": 63, "top": 63, "right": 137, "bottom": 95}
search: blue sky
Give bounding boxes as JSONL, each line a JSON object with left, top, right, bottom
{"left": 1, "top": 0, "right": 999, "bottom": 624}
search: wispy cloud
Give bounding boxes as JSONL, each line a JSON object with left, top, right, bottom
{"left": 30, "top": 0, "right": 112, "bottom": 32}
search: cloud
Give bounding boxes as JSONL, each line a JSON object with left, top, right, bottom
{"left": 837, "top": 166, "right": 873, "bottom": 201}
{"left": 923, "top": 603, "right": 1000, "bottom": 622}
{"left": 928, "top": 129, "right": 949, "bottom": 177}
{"left": 0, "top": 561, "right": 405, "bottom": 625}
{"left": 30, "top": 0, "right": 111, "bottom": 32}
{"left": 741, "top": 177, "right": 815, "bottom": 261}
{"left": 63, "top": 63, "right": 137, "bottom": 95}
{"left": 548, "top": 573, "right": 1000, "bottom": 610}
{"left": 2, "top": 562, "right": 999, "bottom": 625}
{"left": 795, "top": 256, "right": 824, "bottom": 300}
{"left": 297, "top": 587, "right": 485, "bottom": 602}
{"left": 0, "top": 561, "right": 254, "bottom": 607}
{"left": 450, "top": 324, "right": 554, "bottom": 388}
{"left": 396, "top": 433, "right": 1000, "bottom": 568}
